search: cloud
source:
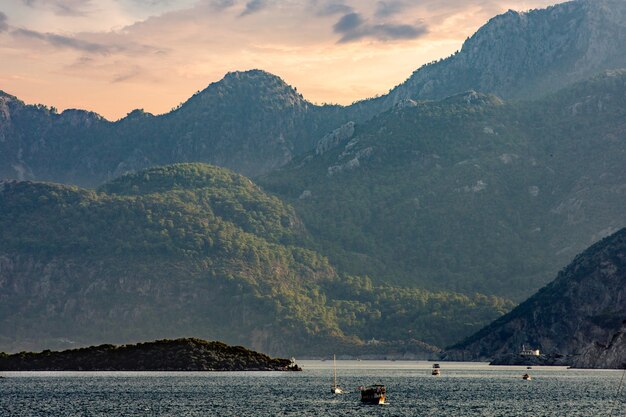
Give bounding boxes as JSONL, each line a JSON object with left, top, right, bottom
{"left": 22, "top": 0, "right": 93, "bottom": 17}
{"left": 316, "top": 2, "right": 353, "bottom": 16}
{"left": 371, "top": 22, "right": 428, "bottom": 40}
{"left": 10, "top": 27, "right": 162, "bottom": 56}
{"left": 12, "top": 28, "right": 113, "bottom": 53}
{"left": 129, "top": 0, "right": 176, "bottom": 5}
{"left": 333, "top": 11, "right": 428, "bottom": 43}
{"left": 209, "top": 0, "right": 236, "bottom": 10}
{"left": 375, "top": 1, "right": 407, "bottom": 18}
{"left": 333, "top": 12, "right": 364, "bottom": 33}
{"left": 0, "top": 0, "right": 560, "bottom": 120}
{"left": 111, "top": 66, "right": 144, "bottom": 83}
{"left": 0, "top": 12, "right": 8, "bottom": 33}
{"left": 240, "top": 0, "right": 268, "bottom": 16}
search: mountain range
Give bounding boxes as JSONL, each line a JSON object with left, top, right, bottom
{"left": 1, "top": 0, "right": 626, "bottom": 356}
{"left": 2, "top": 0, "right": 626, "bottom": 186}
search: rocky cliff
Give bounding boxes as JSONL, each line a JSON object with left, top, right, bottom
{"left": 369, "top": 0, "right": 626, "bottom": 109}
{"left": 444, "top": 228, "right": 626, "bottom": 368}
{"left": 573, "top": 324, "right": 626, "bottom": 369}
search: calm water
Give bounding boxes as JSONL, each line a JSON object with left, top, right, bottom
{"left": 1, "top": 361, "right": 624, "bottom": 416}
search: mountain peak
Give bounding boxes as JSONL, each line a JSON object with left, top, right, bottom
{"left": 179, "top": 68, "right": 307, "bottom": 113}
{"left": 380, "top": 0, "right": 626, "bottom": 105}
{"left": 223, "top": 69, "right": 285, "bottom": 82}
{"left": 0, "top": 90, "right": 20, "bottom": 103}
{"left": 119, "top": 108, "right": 154, "bottom": 122}
{"left": 198, "top": 69, "right": 298, "bottom": 97}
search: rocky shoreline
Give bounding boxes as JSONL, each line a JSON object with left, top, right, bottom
{"left": 489, "top": 353, "right": 572, "bottom": 367}
{"left": 0, "top": 338, "right": 301, "bottom": 371}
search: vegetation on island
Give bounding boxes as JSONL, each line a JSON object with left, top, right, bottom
{"left": 0, "top": 338, "right": 297, "bottom": 371}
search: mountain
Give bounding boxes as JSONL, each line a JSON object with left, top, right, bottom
{"left": 0, "top": 163, "right": 510, "bottom": 355}
{"left": 3, "top": 1, "right": 626, "bottom": 186}
{"left": 259, "top": 71, "right": 626, "bottom": 299}
{"left": 0, "top": 71, "right": 347, "bottom": 186}
{"left": 444, "top": 228, "right": 626, "bottom": 368}
{"left": 357, "top": 0, "right": 626, "bottom": 113}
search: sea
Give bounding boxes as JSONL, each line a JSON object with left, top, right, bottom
{"left": 1, "top": 361, "right": 624, "bottom": 416}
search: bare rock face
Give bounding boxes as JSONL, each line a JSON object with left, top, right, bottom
{"left": 445, "top": 228, "right": 626, "bottom": 367}
{"left": 573, "top": 325, "right": 626, "bottom": 369}
{"left": 315, "top": 122, "right": 355, "bottom": 155}
{"left": 381, "top": 0, "right": 626, "bottom": 106}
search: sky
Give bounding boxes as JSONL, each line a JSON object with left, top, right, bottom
{"left": 0, "top": 0, "right": 562, "bottom": 120}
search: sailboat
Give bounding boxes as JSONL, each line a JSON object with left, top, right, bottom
{"left": 331, "top": 354, "right": 343, "bottom": 394}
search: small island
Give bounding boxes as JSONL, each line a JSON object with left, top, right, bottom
{"left": 0, "top": 338, "right": 301, "bottom": 372}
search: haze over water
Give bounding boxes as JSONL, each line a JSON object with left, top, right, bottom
{"left": 2, "top": 361, "right": 624, "bottom": 416}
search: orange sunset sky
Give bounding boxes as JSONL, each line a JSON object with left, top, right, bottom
{"left": 0, "top": 0, "right": 561, "bottom": 120}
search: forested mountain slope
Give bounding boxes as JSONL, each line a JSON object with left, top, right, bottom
{"left": 0, "top": 164, "right": 510, "bottom": 355}
{"left": 260, "top": 71, "right": 626, "bottom": 299}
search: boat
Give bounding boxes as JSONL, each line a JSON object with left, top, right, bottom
{"left": 360, "top": 384, "right": 386, "bottom": 404}
{"left": 522, "top": 373, "right": 532, "bottom": 380}
{"left": 331, "top": 354, "right": 343, "bottom": 394}
{"left": 432, "top": 363, "right": 441, "bottom": 375}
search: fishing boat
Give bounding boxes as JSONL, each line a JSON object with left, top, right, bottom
{"left": 522, "top": 373, "right": 532, "bottom": 380}
{"left": 433, "top": 363, "right": 441, "bottom": 369}
{"left": 331, "top": 354, "right": 343, "bottom": 394}
{"left": 360, "top": 384, "right": 386, "bottom": 404}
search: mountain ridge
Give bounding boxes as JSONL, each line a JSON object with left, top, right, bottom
{"left": 444, "top": 228, "right": 626, "bottom": 368}
{"left": 3, "top": 1, "right": 626, "bottom": 185}
{"left": 0, "top": 70, "right": 349, "bottom": 185}
{"left": 364, "top": 0, "right": 626, "bottom": 110}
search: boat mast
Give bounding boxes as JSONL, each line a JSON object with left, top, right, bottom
{"left": 333, "top": 354, "right": 337, "bottom": 387}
